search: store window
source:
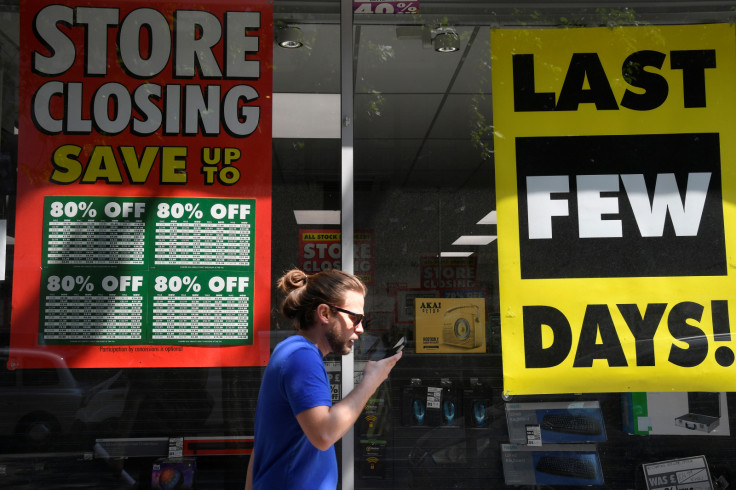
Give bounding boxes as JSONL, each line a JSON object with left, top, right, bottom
{"left": 2, "top": 0, "right": 736, "bottom": 489}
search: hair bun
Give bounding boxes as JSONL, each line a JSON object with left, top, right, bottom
{"left": 277, "top": 268, "right": 308, "bottom": 293}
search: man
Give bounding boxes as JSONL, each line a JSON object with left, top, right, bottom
{"left": 246, "top": 268, "right": 402, "bottom": 489}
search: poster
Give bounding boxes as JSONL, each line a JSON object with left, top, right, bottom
{"left": 419, "top": 255, "right": 478, "bottom": 289}
{"left": 491, "top": 24, "right": 736, "bottom": 394}
{"left": 11, "top": 0, "right": 273, "bottom": 368}
{"left": 298, "top": 229, "right": 375, "bottom": 285}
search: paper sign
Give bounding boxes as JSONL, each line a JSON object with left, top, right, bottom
{"left": 491, "top": 24, "right": 736, "bottom": 394}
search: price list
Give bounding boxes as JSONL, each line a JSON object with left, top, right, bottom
{"left": 39, "top": 196, "right": 255, "bottom": 346}
{"left": 46, "top": 200, "right": 145, "bottom": 265}
{"left": 150, "top": 271, "right": 251, "bottom": 345}
{"left": 154, "top": 201, "right": 251, "bottom": 268}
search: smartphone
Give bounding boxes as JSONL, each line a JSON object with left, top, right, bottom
{"left": 384, "top": 336, "right": 406, "bottom": 358}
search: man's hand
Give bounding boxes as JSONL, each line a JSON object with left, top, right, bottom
{"left": 296, "top": 351, "right": 402, "bottom": 451}
{"left": 363, "top": 350, "right": 402, "bottom": 386}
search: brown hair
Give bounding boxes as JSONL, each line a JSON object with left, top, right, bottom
{"left": 277, "top": 268, "right": 367, "bottom": 330}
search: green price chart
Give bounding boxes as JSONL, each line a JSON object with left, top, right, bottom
{"left": 39, "top": 196, "right": 255, "bottom": 346}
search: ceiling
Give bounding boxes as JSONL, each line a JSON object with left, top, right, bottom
{"left": 270, "top": 0, "right": 736, "bottom": 256}
{"left": 271, "top": 1, "right": 736, "bottom": 190}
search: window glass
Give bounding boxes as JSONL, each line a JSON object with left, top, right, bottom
{"left": 352, "top": 3, "right": 736, "bottom": 488}
{"left": 1, "top": 1, "right": 736, "bottom": 488}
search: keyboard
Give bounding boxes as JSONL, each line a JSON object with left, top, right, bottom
{"left": 536, "top": 455, "right": 598, "bottom": 480}
{"left": 540, "top": 413, "right": 603, "bottom": 435}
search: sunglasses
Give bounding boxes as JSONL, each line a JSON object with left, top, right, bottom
{"left": 327, "top": 304, "right": 364, "bottom": 327}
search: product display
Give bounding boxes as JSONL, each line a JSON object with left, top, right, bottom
{"left": 401, "top": 380, "right": 477, "bottom": 427}
{"left": 505, "top": 401, "right": 607, "bottom": 444}
{"left": 440, "top": 382, "right": 461, "bottom": 427}
{"left": 463, "top": 380, "right": 492, "bottom": 428}
{"left": 501, "top": 444, "right": 604, "bottom": 486}
{"left": 402, "top": 384, "right": 430, "bottom": 426}
{"left": 622, "top": 392, "right": 730, "bottom": 436}
{"left": 674, "top": 392, "right": 722, "bottom": 433}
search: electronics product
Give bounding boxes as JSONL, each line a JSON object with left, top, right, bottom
{"left": 402, "top": 384, "right": 429, "bottom": 426}
{"left": 622, "top": 392, "right": 730, "bottom": 436}
{"left": 535, "top": 455, "right": 599, "bottom": 480}
{"left": 359, "top": 440, "right": 386, "bottom": 479}
{"left": 463, "top": 383, "right": 492, "bottom": 428}
{"left": 441, "top": 389, "right": 461, "bottom": 426}
{"left": 506, "top": 401, "right": 607, "bottom": 444}
{"left": 415, "top": 297, "right": 486, "bottom": 354}
{"left": 540, "top": 413, "right": 603, "bottom": 436}
{"left": 501, "top": 444, "right": 604, "bottom": 486}
{"left": 674, "top": 392, "right": 722, "bottom": 433}
{"left": 442, "top": 305, "right": 483, "bottom": 349}
{"left": 413, "top": 398, "right": 426, "bottom": 425}
{"left": 473, "top": 401, "right": 488, "bottom": 426}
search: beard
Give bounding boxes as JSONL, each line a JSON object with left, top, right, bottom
{"left": 325, "top": 324, "right": 353, "bottom": 356}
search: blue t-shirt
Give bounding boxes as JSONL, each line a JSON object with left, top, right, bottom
{"left": 252, "top": 335, "right": 336, "bottom": 489}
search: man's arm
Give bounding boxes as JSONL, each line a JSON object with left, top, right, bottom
{"left": 244, "top": 451, "right": 254, "bottom": 490}
{"left": 295, "top": 352, "right": 402, "bottom": 451}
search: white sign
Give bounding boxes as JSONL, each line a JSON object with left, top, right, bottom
{"left": 643, "top": 456, "right": 713, "bottom": 490}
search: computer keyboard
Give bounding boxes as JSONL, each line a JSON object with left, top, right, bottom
{"left": 535, "top": 455, "right": 598, "bottom": 480}
{"left": 540, "top": 413, "right": 603, "bottom": 435}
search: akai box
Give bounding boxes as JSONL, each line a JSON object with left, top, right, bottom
{"left": 505, "top": 401, "right": 607, "bottom": 444}
{"left": 415, "top": 298, "right": 486, "bottom": 354}
{"left": 501, "top": 444, "right": 604, "bottom": 486}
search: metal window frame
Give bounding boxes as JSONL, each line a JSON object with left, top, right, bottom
{"left": 340, "top": 0, "right": 356, "bottom": 488}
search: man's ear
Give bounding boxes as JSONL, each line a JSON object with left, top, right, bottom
{"left": 315, "top": 304, "right": 331, "bottom": 325}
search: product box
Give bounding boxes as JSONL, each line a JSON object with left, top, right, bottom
{"left": 359, "top": 440, "right": 387, "bottom": 480}
{"left": 414, "top": 297, "right": 486, "bottom": 354}
{"left": 505, "top": 401, "right": 607, "bottom": 444}
{"left": 463, "top": 384, "right": 492, "bottom": 429}
{"left": 402, "top": 384, "right": 439, "bottom": 426}
{"left": 501, "top": 444, "right": 604, "bottom": 486}
{"left": 151, "top": 458, "right": 196, "bottom": 490}
{"left": 622, "top": 392, "right": 730, "bottom": 436}
{"left": 403, "top": 382, "right": 467, "bottom": 427}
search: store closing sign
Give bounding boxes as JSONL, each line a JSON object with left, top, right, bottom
{"left": 491, "top": 24, "right": 736, "bottom": 395}
{"left": 298, "top": 230, "right": 375, "bottom": 285}
{"left": 12, "top": 0, "right": 273, "bottom": 369}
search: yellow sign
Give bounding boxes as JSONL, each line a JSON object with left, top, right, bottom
{"left": 491, "top": 24, "right": 736, "bottom": 394}
{"left": 415, "top": 297, "right": 486, "bottom": 354}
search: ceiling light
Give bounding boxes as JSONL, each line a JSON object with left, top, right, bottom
{"left": 277, "top": 26, "right": 303, "bottom": 49}
{"left": 440, "top": 251, "right": 474, "bottom": 258}
{"left": 452, "top": 235, "right": 497, "bottom": 246}
{"left": 477, "top": 210, "right": 497, "bottom": 225}
{"left": 294, "top": 210, "right": 340, "bottom": 225}
{"left": 432, "top": 27, "right": 459, "bottom": 53}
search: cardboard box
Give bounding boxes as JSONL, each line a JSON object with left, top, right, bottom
{"left": 505, "top": 401, "right": 607, "bottom": 444}
{"left": 622, "top": 392, "right": 730, "bottom": 436}
{"left": 415, "top": 298, "right": 486, "bottom": 354}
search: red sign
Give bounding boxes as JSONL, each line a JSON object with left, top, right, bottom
{"left": 298, "top": 230, "right": 375, "bottom": 285}
{"left": 12, "top": 0, "right": 273, "bottom": 368}
{"left": 420, "top": 255, "right": 478, "bottom": 289}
